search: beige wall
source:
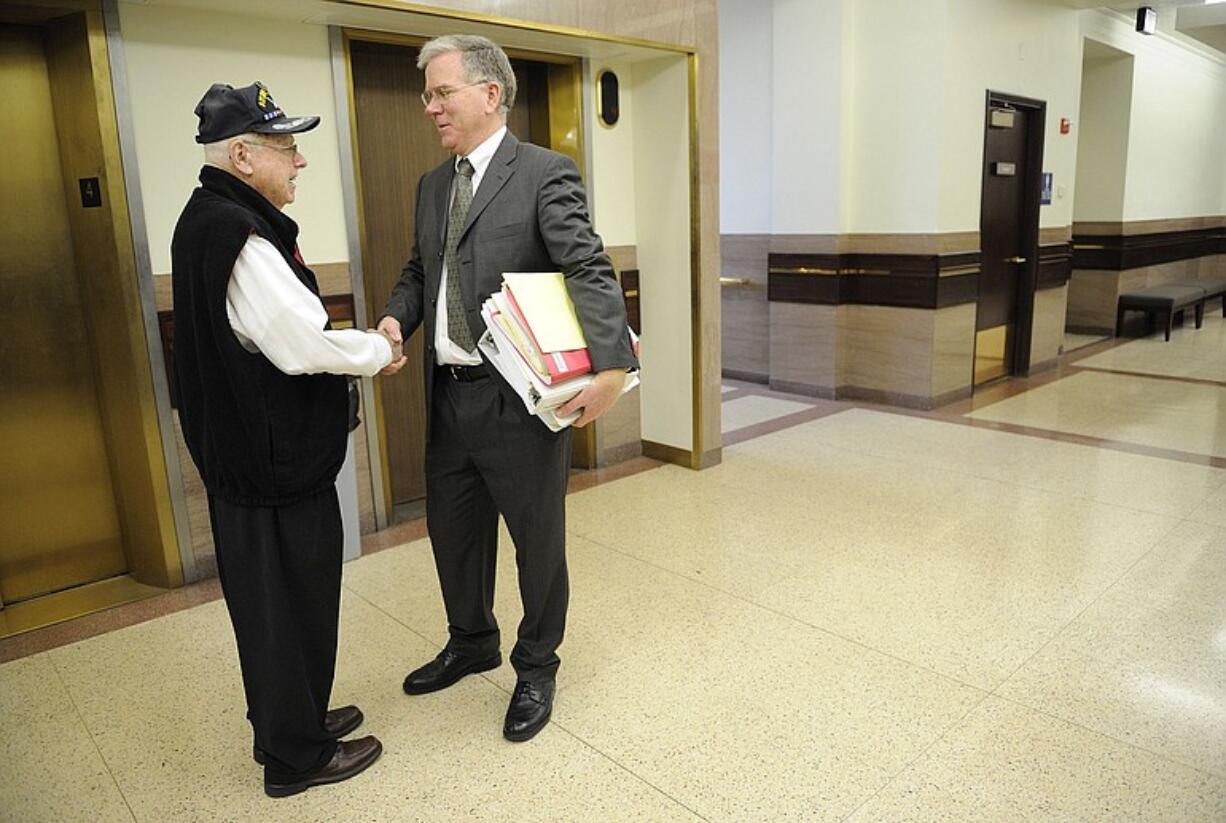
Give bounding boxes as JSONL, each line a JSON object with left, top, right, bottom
{"left": 772, "top": 0, "right": 846, "bottom": 235}
{"left": 719, "top": 0, "right": 772, "bottom": 233}
{"left": 588, "top": 60, "right": 638, "bottom": 248}
{"left": 632, "top": 55, "right": 694, "bottom": 451}
{"left": 118, "top": 4, "right": 350, "bottom": 275}
{"left": 1073, "top": 44, "right": 1133, "bottom": 223}
{"left": 1079, "top": 12, "right": 1226, "bottom": 221}
{"left": 846, "top": 0, "right": 947, "bottom": 234}
{"left": 939, "top": 0, "right": 1082, "bottom": 233}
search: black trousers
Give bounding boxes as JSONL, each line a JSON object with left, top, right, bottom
{"left": 208, "top": 487, "right": 342, "bottom": 780}
{"left": 425, "top": 369, "right": 572, "bottom": 684}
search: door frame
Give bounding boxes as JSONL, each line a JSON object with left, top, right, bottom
{"left": 979, "top": 89, "right": 1046, "bottom": 378}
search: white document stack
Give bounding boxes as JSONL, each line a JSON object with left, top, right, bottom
{"left": 478, "top": 273, "right": 639, "bottom": 432}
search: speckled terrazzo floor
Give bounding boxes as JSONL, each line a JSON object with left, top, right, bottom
{"left": 4, "top": 348, "right": 1226, "bottom": 819}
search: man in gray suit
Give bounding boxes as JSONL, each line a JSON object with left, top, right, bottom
{"left": 378, "top": 34, "right": 637, "bottom": 742}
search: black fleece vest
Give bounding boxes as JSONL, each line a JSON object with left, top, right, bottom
{"left": 171, "top": 165, "right": 347, "bottom": 506}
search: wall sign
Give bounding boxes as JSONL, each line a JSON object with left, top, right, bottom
{"left": 1040, "top": 172, "right": 1053, "bottom": 205}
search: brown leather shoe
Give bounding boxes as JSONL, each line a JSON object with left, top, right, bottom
{"left": 323, "top": 705, "right": 364, "bottom": 738}
{"left": 263, "top": 735, "right": 382, "bottom": 798}
{"left": 253, "top": 705, "right": 364, "bottom": 764}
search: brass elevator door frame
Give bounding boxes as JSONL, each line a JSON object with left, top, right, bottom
{"left": 0, "top": 22, "right": 127, "bottom": 605}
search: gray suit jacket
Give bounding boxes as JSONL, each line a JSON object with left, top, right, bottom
{"left": 384, "top": 131, "right": 637, "bottom": 429}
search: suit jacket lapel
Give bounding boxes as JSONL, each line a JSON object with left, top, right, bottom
{"left": 434, "top": 161, "right": 454, "bottom": 249}
{"left": 460, "top": 131, "right": 518, "bottom": 241}
{"left": 424, "top": 161, "right": 454, "bottom": 301}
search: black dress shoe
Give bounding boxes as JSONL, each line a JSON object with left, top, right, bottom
{"left": 403, "top": 648, "right": 501, "bottom": 695}
{"left": 263, "top": 735, "right": 382, "bottom": 798}
{"left": 253, "top": 705, "right": 365, "bottom": 764}
{"left": 503, "top": 680, "right": 554, "bottom": 742}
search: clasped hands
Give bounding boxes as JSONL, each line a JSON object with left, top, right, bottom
{"left": 371, "top": 321, "right": 404, "bottom": 365}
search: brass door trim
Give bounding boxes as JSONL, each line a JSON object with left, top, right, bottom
{"left": 338, "top": 29, "right": 397, "bottom": 522}
{"left": 101, "top": 0, "right": 196, "bottom": 583}
{"left": 688, "top": 51, "right": 707, "bottom": 469}
{"left": 768, "top": 267, "right": 838, "bottom": 276}
{"left": 330, "top": 26, "right": 390, "bottom": 529}
{"left": 332, "top": 0, "right": 697, "bottom": 56}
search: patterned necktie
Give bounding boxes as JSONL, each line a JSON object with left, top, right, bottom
{"left": 445, "top": 158, "right": 476, "bottom": 351}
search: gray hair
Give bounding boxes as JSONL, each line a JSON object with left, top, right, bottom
{"left": 418, "top": 34, "right": 516, "bottom": 115}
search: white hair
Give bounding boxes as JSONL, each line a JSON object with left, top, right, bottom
{"left": 201, "top": 132, "right": 289, "bottom": 167}
{"left": 418, "top": 34, "right": 516, "bottom": 115}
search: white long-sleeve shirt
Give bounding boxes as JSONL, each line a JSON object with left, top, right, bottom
{"left": 435, "top": 125, "right": 507, "bottom": 366}
{"left": 226, "top": 235, "right": 392, "bottom": 376}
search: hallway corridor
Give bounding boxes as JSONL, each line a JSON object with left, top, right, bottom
{"left": 3, "top": 319, "right": 1225, "bottom": 821}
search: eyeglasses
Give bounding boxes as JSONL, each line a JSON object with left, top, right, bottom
{"left": 420, "top": 80, "right": 489, "bottom": 107}
{"left": 246, "top": 140, "right": 300, "bottom": 157}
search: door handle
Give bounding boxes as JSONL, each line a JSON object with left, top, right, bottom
{"left": 1005, "top": 256, "right": 1028, "bottom": 264}
{"left": 720, "top": 277, "right": 753, "bottom": 287}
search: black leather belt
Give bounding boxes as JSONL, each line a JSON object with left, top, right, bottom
{"left": 440, "top": 362, "right": 489, "bottom": 382}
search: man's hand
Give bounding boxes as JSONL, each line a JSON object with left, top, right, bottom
{"left": 377, "top": 316, "right": 408, "bottom": 375}
{"left": 373, "top": 327, "right": 403, "bottom": 361}
{"left": 556, "top": 368, "right": 625, "bottom": 428}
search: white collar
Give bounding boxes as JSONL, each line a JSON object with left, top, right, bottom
{"left": 456, "top": 125, "right": 507, "bottom": 177}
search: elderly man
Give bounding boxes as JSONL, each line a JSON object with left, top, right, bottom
{"left": 378, "top": 35, "right": 637, "bottom": 742}
{"left": 172, "top": 81, "right": 388, "bottom": 797}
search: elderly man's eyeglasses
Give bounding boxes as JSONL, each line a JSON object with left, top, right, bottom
{"left": 420, "top": 80, "right": 489, "bottom": 107}
{"left": 246, "top": 141, "right": 300, "bottom": 157}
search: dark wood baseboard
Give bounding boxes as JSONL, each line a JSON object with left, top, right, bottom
{"left": 767, "top": 379, "right": 971, "bottom": 410}
{"left": 768, "top": 379, "right": 836, "bottom": 400}
{"left": 722, "top": 368, "right": 769, "bottom": 384}
{"left": 835, "top": 384, "right": 972, "bottom": 411}
{"left": 1067, "top": 324, "right": 1113, "bottom": 336}
{"left": 641, "top": 440, "right": 722, "bottom": 470}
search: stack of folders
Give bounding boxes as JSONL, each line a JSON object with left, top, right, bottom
{"left": 478, "top": 272, "right": 640, "bottom": 432}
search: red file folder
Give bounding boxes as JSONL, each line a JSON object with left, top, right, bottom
{"left": 502, "top": 287, "right": 592, "bottom": 384}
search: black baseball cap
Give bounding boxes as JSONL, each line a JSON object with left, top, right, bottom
{"left": 193, "top": 81, "right": 320, "bottom": 144}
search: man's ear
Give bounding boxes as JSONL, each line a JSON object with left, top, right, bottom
{"left": 230, "top": 139, "right": 254, "bottom": 175}
{"left": 485, "top": 82, "right": 501, "bottom": 114}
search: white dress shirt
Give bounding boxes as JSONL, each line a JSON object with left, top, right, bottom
{"left": 435, "top": 125, "right": 507, "bottom": 366}
{"left": 226, "top": 235, "right": 393, "bottom": 376}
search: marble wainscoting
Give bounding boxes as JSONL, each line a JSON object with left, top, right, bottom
{"left": 1068, "top": 218, "right": 1226, "bottom": 334}
{"left": 1068, "top": 259, "right": 1226, "bottom": 334}
{"left": 769, "top": 302, "right": 841, "bottom": 395}
{"left": 720, "top": 234, "right": 771, "bottom": 382}
{"left": 1029, "top": 284, "right": 1069, "bottom": 371}
{"left": 770, "top": 302, "right": 976, "bottom": 409}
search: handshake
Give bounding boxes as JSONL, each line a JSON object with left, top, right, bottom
{"left": 371, "top": 324, "right": 404, "bottom": 365}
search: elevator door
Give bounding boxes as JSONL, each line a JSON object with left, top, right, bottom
{"left": 0, "top": 24, "right": 127, "bottom": 606}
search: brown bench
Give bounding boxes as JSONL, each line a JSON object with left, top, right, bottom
{"left": 1115, "top": 284, "right": 1206, "bottom": 342}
